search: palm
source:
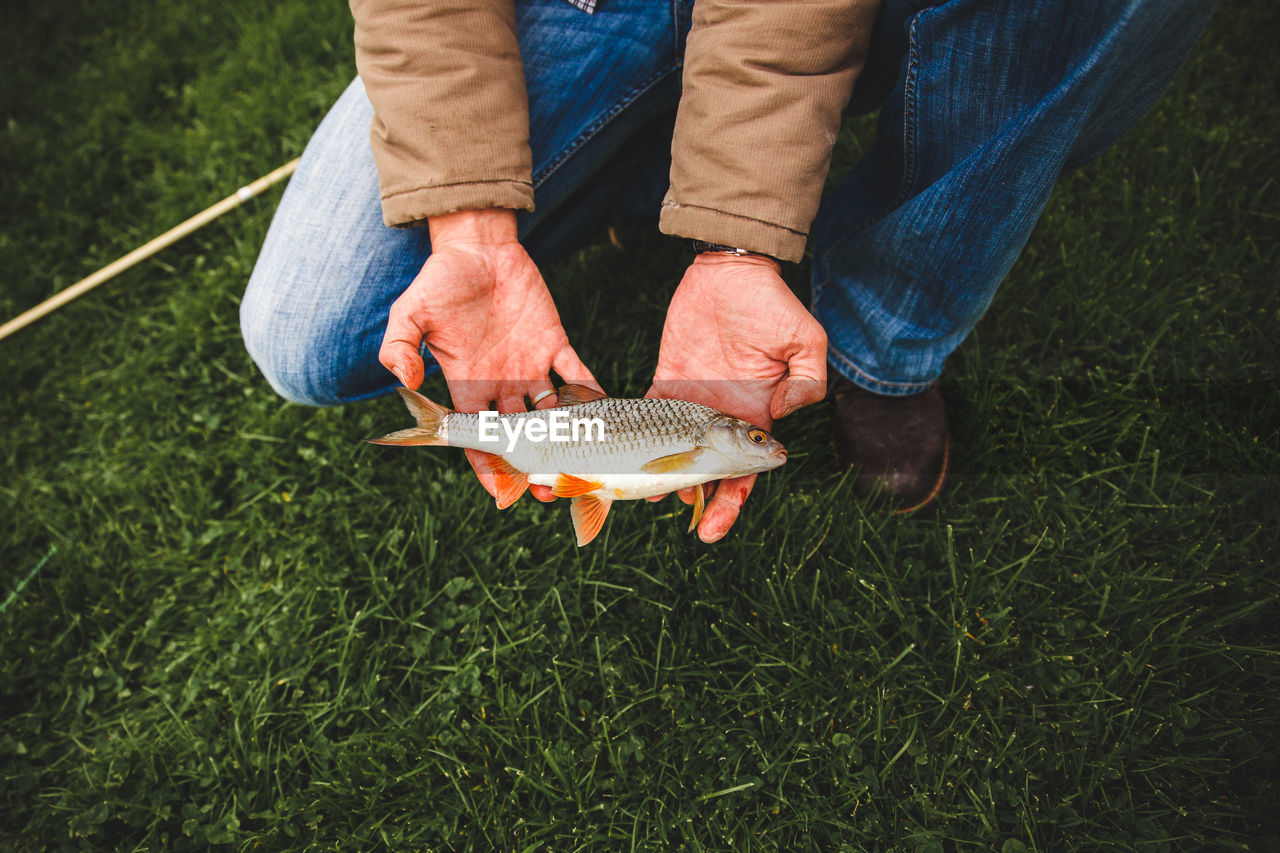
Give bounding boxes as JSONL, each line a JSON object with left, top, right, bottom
{"left": 389, "top": 244, "right": 584, "bottom": 412}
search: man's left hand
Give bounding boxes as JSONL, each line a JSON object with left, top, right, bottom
{"left": 645, "top": 252, "right": 828, "bottom": 542}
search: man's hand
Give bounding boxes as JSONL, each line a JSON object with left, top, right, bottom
{"left": 379, "top": 208, "right": 600, "bottom": 502}
{"left": 646, "top": 252, "right": 827, "bottom": 541}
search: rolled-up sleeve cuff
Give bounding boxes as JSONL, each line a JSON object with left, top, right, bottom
{"left": 381, "top": 180, "right": 536, "bottom": 228}
{"left": 658, "top": 200, "right": 807, "bottom": 263}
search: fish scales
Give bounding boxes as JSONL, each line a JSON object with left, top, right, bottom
{"left": 444, "top": 398, "right": 722, "bottom": 475}
{"left": 367, "top": 385, "right": 787, "bottom": 546}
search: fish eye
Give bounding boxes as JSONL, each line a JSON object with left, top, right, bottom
{"left": 748, "top": 428, "right": 766, "bottom": 444}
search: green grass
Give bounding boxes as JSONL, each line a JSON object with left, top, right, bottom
{"left": 2, "top": 1, "right": 1277, "bottom": 850}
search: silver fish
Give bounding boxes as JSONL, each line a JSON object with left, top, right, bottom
{"left": 368, "top": 384, "right": 787, "bottom": 545}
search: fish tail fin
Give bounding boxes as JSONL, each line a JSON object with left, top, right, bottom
{"left": 366, "top": 387, "right": 451, "bottom": 446}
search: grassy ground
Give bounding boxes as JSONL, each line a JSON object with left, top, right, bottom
{"left": 2, "top": 1, "right": 1277, "bottom": 850}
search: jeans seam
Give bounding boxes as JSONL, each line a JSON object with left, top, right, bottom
{"left": 899, "top": 12, "right": 922, "bottom": 219}
{"left": 815, "top": 10, "right": 928, "bottom": 388}
{"left": 671, "top": 0, "right": 682, "bottom": 62}
{"left": 532, "top": 63, "right": 679, "bottom": 189}
{"left": 817, "top": 9, "right": 926, "bottom": 274}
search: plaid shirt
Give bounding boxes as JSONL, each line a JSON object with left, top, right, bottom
{"left": 563, "top": 0, "right": 596, "bottom": 12}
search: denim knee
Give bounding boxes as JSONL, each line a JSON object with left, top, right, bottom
{"left": 240, "top": 287, "right": 336, "bottom": 407}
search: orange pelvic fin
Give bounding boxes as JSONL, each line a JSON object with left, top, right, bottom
{"left": 556, "top": 384, "right": 609, "bottom": 406}
{"left": 640, "top": 448, "right": 704, "bottom": 474}
{"left": 366, "top": 387, "right": 452, "bottom": 446}
{"left": 478, "top": 452, "right": 529, "bottom": 509}
{"left": 552, "top": 473, "right": 603, "bottom": 498}
{"left": 570, "top": 494, "right": 613, "bottom": 546}
{"left": 687, "top": 483, "right": 706, "bottom": 534}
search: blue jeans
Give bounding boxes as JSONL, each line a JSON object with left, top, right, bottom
{"left": 242, "top": 0, "right": 1214, "bottom": 405}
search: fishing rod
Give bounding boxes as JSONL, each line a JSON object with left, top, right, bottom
{"left": 0, "top": 157, "right": 300, "bottom": 342}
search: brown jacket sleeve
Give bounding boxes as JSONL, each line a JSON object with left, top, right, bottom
{"left": 659, "top": 0, "right": 880, "bottom": 262}
{"left": 350, "top": 0, "right": 535, "bottom": 226}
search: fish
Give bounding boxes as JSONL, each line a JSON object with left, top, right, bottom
{"left": 367, "top": 384, "right": 787, "bottom": 546}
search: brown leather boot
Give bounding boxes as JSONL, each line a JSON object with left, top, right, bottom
{"left": 830, "top": 376, "right": 950, "bottom": 514}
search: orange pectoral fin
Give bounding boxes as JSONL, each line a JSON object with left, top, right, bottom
{"left": 556, "top": 384, "right": 609, "bottom": 406}
{"left": 570, "top": 494, "right": 612, "bottom": 546}
{"left": 475, "top": 452, "right": 529, "bottom": 509}
{"left": 640, "top": 448, "right": 704, "bottom": 474}
{"left": 552, "top": 473, "right": 604, "bottom": 498}
{"left": 687, "top": 482, "right": 706, "bottom": 534}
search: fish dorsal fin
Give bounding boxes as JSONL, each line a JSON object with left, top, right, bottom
{"left": 556, "top": 384, "right": 609, "bottom": 406}
{"left": 475, "top": 451, "right": 529, "bottom": 509}
{"left": 552, "top": 473, "right": 603, "bottom": 498}
{"left": 687, "top": 483, "right": 706, "bottom": 534}
{"left": 571, "top": 494, "right": 613, "bottom": 547}
{"left": 640, "top": 448, "right": 705, "bottom": 474}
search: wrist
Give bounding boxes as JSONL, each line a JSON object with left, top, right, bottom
{"left": 689, "top": 249, "right": 782, "bottom": 275}
{"left": 428, "top": 208, "right": 519, "bottom": 248}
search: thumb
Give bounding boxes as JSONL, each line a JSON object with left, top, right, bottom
{"left": 769, "top": 352, "right": 827, "bottom": 421}
{"left": 380, "top": 303, "right": 428, "bottom": 390}
{"left": 770, "top": 375, "right": 826, "bottom": 421}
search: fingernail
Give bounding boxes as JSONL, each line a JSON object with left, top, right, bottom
{"left": 699, "top": 526, "right": 726, "bottom": 544}
{"left": 392, "top": 366, "right": 408, "bottom": 387}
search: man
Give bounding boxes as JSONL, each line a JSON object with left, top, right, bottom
{"left": 241, "top": 0, "right": 1213, "bottom": 541}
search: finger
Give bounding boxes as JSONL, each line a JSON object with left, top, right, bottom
{"left": 463, "top": 448, "right": 500, "bottom": 500}
{"left": 530, "top": 381, "right": 558, "bottom": 410}
{"left": 645, "top": 482, "right": 717, "bottom": 503}
{"left": 497, "top": 393, "right": 526, "bottom": 415}
{"left": 697, "top": 474, "right": 756, "bottom": 543}
{"left": 644, "top": 377, "right": 699, "bottom": 402}
{"left": 677, "top": 481, "right": 717, "bottom": 505}
{"left": 446, "top": 379, "right": 494, "bottom": 415}
{"left": 379, "top": 307, "right": 428, "bottom": 390}
{"left": 769, "top": 374, "right": 827, "bottom": 421}
{"left": 770, "top": 336, "right": 828, "bottom": 421}
{"left": 551, "top": 347, "right": 604, "bottom": 394}
{"left": 470, "top": 443, "right": 549, "bottom": 502}
{"left": 379, "top": 341, "right": 424, "bottom": 389}
{"left": 493, "top": 390, "right": 542, "bottom": 495}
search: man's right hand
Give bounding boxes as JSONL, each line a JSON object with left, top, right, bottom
{"left": 379, "top": 208, "right": 601, "bottom": 503}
